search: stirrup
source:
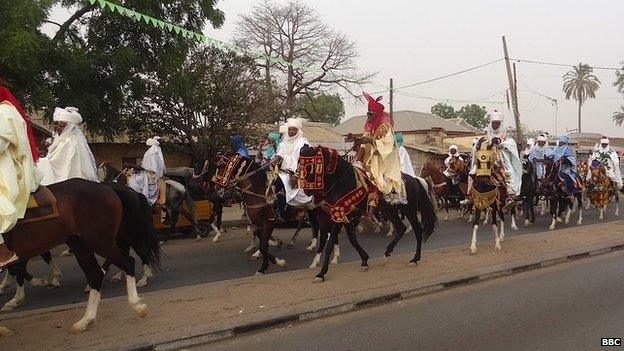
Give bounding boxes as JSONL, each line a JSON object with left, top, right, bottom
{"left": 0, "top": 253, "right": 19, "bottom": 269}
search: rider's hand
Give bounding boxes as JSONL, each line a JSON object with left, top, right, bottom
{"left": 358, "top": 137, "right": 374, "bottom": 145}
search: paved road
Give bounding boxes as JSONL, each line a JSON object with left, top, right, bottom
{"left": 0, "top": 205, "right": 618, "bottom": 312}
{"left": 199, "top": 250, "right": 624, "bottom": 351}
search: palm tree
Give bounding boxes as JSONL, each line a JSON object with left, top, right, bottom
{"left": 562, "top": 63, "right": 601, "bottom": 133}
{"left": 614, "top": 106, "right": 624, "bottom": 126}
{"left": 614, "top": 62, "right": 624, "bottom": 93}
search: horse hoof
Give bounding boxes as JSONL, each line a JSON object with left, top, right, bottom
{"left": 276, "top": 258, "right": 287, "bottom": 268}
{"left": 330, "top": 258, "right": 339, "bottom": 265}
{"left": 30, "top": 278, "right": 49, "bottom": 287}
{"left": 249, "top": 256, "right": 260, "bottom": 261}
{"left": 49, "top": 278, "right": 61, "bottom": 289}
{"left": 212, "top": 236, "right": 221, "bottom": 243}
{"left": 408, "top": 261, "right": 418, "bottom": 267}
{"left": 83, "top": 285, "right": 91, "bottom": 294}
{"left": 384, "top": 252, "right": 391, "bottom": 258}
{"left": 243, "top": 246, "right": 256, "bottom": 253}
{"left": 0, "top": 326, "right": 13, "bottom": 337}
{"left": 549, "top": 225, "right": 555, "bottom": 231}
{"left": 360, "top": 266, "right": 369, "bottom": 272}
{"left": 71, "top": 319, "right": 95, "bottom": 333}
{"left": 313, "top": 277, "right": 325, "bottom": 283}
{"left": 254, "top": 271, "right": 265, "bottom": 276}
{"left": 133, "top": 303, "right": 149, "bottom": 318}
{"left": 136, "top": 279, "right": 148, "bottom": 288}
{"left": 59, "top": 249, "right": 73, "bottom": 257}
{"left": 1, "top": 303, "right": 16, "bottom": 311}
{"left": 495, "top": 244, "right": 502, "bottom": 251}
{"left": 304, "top": 248, "right": 313, "bottom": 253}
{"left": 287, "top": 241, "right": 295, "bottom": 249}
{"left": 195, "top": 235, "right": 203, "bottom": 242}
{"left": 470, "top": 248, "right": 477, "bottom": 255}
{"left": 577, "top": 220, "right": 582, "bottom": 226}
{"left": 511, "top": 225, "right": 518, "bottom": 231}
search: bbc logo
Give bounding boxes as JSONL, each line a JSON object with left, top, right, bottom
{"left": 601, "top": 338, "right": 622, "bottom": 347}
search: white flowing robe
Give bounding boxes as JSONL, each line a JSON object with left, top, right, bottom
{"left": 0, "top": 102, "right": 41, "bottom": 236}
{"left": 398, "top": 145, "right": 416, "bottom": 177}
{"left": 276, "top": 132, "right": 313, "bottom": 207}
{"left": 39, "top": 124, "right": 98, "bottom": 186}
{"left": 128, "top": 143, "right": 166, "bottom": 206}
{"left": 487, "top": 127, "right": 522, "bottom": 196}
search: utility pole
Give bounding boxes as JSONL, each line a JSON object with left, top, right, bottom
{"left": 502, "top": 36, "right": 522, "bottom": 143}
{"left": 389, "top": 78, "right": 394, "bottom": 121}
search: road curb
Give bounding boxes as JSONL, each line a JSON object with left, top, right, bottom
{"left": 131, "top": 240, "right": 624, "bottom": 351}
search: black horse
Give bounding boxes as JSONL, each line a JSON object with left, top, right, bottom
{"left": 518, "top": 158, "right": 537, "bottom": 226}
{"left": 299, "top": 145, "right": 437, "bottom": 282}
{"left": 540, "top": 158, "right": 583, "bottom": 230}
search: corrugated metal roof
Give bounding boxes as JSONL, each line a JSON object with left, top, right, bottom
{"left": 334, "top": 110, "right": 476, "bottom": 135}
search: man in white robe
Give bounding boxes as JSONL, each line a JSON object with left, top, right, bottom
{"left": 395, "top": 132, "right": 416, "bottom": 177}
{"left": 443, "top": 145, "right": 464, "bottom": 183}
{"left": 38, "top": 107, "right": 98, "bottom": 185}
{"left": 587, "top": 137, "right": 623, "bottom": 191}
{"left": 486, "top": 109, "right": 522, "bottom": 199}
{"left": 528, "top": 135, "right": 551, "bottom": 180}
{"left": 127, "top": 137, "right": 166, "bottom": 206}
{"left": 274, "top": 118, "right": 314, "bottom": 208}
{"left": 0, "top": 94, "right": 41, "bottom": 267}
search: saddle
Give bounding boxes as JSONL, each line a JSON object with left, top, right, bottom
{"left": 18, "top": 186, "right": 59, "bottom": 225}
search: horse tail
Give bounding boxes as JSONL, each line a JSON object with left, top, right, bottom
{"left": 184, "top": 189, "right": 199, "bottom": 225}
{"left": 424, "top": 177, "right": 439, "bottom": 213}
{"left": 111, "top": 184, "right": 161, "bottom": 270}
{"left": 408, "top": 176, "right": 437, "bottom": 242}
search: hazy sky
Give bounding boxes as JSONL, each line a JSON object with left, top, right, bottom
{"left": 52, "top": 0, "right": 624, "bottom": 136}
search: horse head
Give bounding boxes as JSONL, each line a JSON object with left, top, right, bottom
{"left": 298, "top": 145, "right": 340, "bottom": 191}
{"left": 589, "top": 160, "right": 608, "bottom": 184}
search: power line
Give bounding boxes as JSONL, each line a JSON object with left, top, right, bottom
{"left": 394, "top": 90, "right": 506, "bottom": 105}
{"left": 395, "top": 58, "right": 504, "bottom": 90}
{"left": 511, "top": 58, "right": 622, "bottom": 71}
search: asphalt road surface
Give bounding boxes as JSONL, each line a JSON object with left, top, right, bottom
{"left": 0, "top": 204, "right": 619, "bottom": 312}
{"left": 199, "top": 250, "right": 624, "bottom": 351}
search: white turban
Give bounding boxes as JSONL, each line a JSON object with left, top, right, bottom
{"left": 537, "top": 135, "right": 547, "bottom": 142}
{"left": 286, "top": 117, "right": 303, "bottom": 130}
{"left": 489, "top": 109, "right": 504, "bottom": 122}
{"left": 600, "top": 138, "right": 609, "bottom": 145}
{"left": 53, "top": 107, "right": 82, "bottom": 124}
{"left": 279, "top": 124, "right": 288, "bottom": 134}
{"left": 449, "top": 144, "right": 458, "bottom": 152}
{"left": 146, "top": 137, "right": 160, "bottom": 147}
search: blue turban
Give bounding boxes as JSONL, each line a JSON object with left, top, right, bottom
{"left": 231, "top": 135, "right": 249, "bottom": 158}
{"left": 558, "top": 135, "right": 570, "bottom": 145}
{"left": 395, "top": 132, "right": 404, "bottom": 147}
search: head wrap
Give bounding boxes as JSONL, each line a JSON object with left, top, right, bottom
{"left": 146, "top": 137, "right": 160, "bottom": 147}
{"left": 598, "top": 137, "right": 611, "bottom": 153}
{"left": 53, "top": 107, "right": 82, "bottom": 124}
{"left": 600, "top": 137, "right": 609, "bottom": 145}
{"left": 558, "top": 135, "right": 569, "bottom": 145}
{"left": 286, "top": 117, "right": 303, "bottom": 130}
{"left": 230, "top": 134, "right": 249, "bottom": 158}
{"left": 395, "top": 132, "right": 404, "bottom": 147}
{"left": 537, "top": 134, "right": 547, "bottom": 142}
{"left": 0, "top": 84, "right": 39, "bottom": 161}
{"left": 363, "top": 92, "right": 392, "bottom": 133}
{"left": 263, "top": 131, "right": 281, "bottom": 159}
{"left": 489, "top": 109, "right": 504, "bottom": 123}
{"left": 523, "top": 138, "right": 535, "bottom": 156}
{"left": 279, "top": 124, "right": 288, "bottom": 134}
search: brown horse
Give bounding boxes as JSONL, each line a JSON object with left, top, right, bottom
{"left": 2, "top": 179, "right": 150, "bottom": 332}
{"left": 587, "top": 160, "right": 620, "bottom": 219}
{"left": 420, "top": 159, "right": 467, "bottom": 220}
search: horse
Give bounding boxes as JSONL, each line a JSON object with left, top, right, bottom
{"left": 586, "top": 160, "right": 620, "bottom": 219}
{"left": 467, "top": 138, "right": 512, "bottom": 254}
{"left": 420, "top": 160, "right": 466, "bottom": 221}
{"left": 97, "top": 162, "right": 203, "bottom": 242}
{"left": 213, "top": 154, "right": 294, "bottom": 274}
{"left": 577, "top": 160, "right": 591, "bottom": 210}
{"left": 299, "top": 145, "right": 437, "bottom": 282}
{"left": 540, "top": 157, "right": 583, "bottom": 230}
{"left": 2, "top": 179, "right": 154, "bottom": 332}
{"left": 518, "top": 158, "right": 538, "bottom": 227}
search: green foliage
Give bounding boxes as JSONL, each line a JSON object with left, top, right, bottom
{"left": 0, "top": 0, "right": 225, "bottom": 138}
{"left": 430, "top": 102, "right": 456, "bottom": 119}
{"left": 614, "top": 62, "right": 624, "bottom": 94}
{"left": 295, "top": 93, "right": 344, "bottom": 126}
{"left": 613, "top": 106, "right": 624, "bottom": 127}
{"left": 131, "top": 47, "right": 282, "bottom": 161}
{"left": 562, "top": 63, "right": 601, "bottom": 133}
{"left": 456, "top": 104, "right": 488, "bottom": 130}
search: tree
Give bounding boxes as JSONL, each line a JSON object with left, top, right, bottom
{"left": 613, "top": 106, "right": 624, "bottom": 127}
{"left": 234, "top": 0, "right": 373, "bottom": 121}
{"left": 130, "top": 47, "right": 281, "bottom": 161}
{"left": 430, "top": 103, "right": 456, "bottom": 119}
{"left": 562, "top": 63, "right": 601, "bottom": 133}
{"left": 0, "top": 0, "right": 225, "bottom": 138}
{"left": 456, "top": 104, "right": 488, "bottom": 130}
{"left": 615, "top": 62, "right": 624, "bottom": 93}
{"left": 295, "top": 93, "right": 344, "bottom": 125}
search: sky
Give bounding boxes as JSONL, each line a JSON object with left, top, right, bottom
{"left": 52, "top": 0, "right": 624, "bottom": 137}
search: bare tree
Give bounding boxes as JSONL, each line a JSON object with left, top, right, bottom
{"left": 235, "top": 0, "right": 373, "bottom": 121}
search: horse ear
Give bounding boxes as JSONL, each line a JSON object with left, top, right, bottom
{"left": 376, "top": 96, "right": 383, "bottom": 102}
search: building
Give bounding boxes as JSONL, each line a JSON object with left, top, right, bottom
{"left": 334, "top": 110, "right": 481, "bottom": 172}
{"left": 30, "top": 114, "right": 191, "bottom": 170}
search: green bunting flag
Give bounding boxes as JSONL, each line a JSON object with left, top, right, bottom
{"left": 87, "top": 0, "right": 316, "bottom": 73}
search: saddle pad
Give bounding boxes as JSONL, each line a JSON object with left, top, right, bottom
{"left": 19, "top": 186, "right": 59, "bottom": 225}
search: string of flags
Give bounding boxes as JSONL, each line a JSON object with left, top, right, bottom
{"left": 87, "top": 0, "right": 314, "bottom": 73}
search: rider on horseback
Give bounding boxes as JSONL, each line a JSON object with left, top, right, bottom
{"left": 444, "top": 145, "right": 464, "bottom": 200}
{"left": 395, "top": 132, "right": 416, "bottom": 177}
{"left": 471, "top": 109, "right": 522, "bottom": 209}
{"left": 550, "top": 135, "right": 582, "bottom": 195}
{"left": 528, "top": 134, "right": 551, "bottom": 180}
{"left": 0, "top": 84, "right": 41, "bottom": 267}
{"left": 127, "top": 137, "right": 167, "bottom": 206}
{"left": 587, "top": 137, "right": 623, "bottom": 192}
{"left": 37, "top": 107, "right": 99, "bottom": 186}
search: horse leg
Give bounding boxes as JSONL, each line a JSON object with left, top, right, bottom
{"left": 330, "top": 233, "right": 341, "bottom": 264}
{"left": 1, "top": 263, "right": 26, "bottom": 311}
{"left": 305, "top": 211, "right": 320, "bottom": 252}
{"left": 403, "top": 207, "right": 423, "bottom": 265}
{"left": 510, "top": 205, "right": 518, "bottom": 231}
{"left": 498, "top": 207, "right": 506, "bottom": 243}
{"left": 244, "top": 230, "right": 257, "bottom": 254}
{"left": 492, "top": 206, "right": 501, "bottom": 251}
{"left": 443, "top": 199, "right": 449, "bottom": 221}
{"left": 257, "top": 224, "right": 283, "bottom": 274}
{"left": 0, "top": 270, "right": 13, "bottom": 295}
{"left": 67, "top": 238, "right": 105, "bottom": 333}
{"left": 288, "top": 216, "right": 305, "bottom": 248}
{"left": 615, "top": 193, "right": 620, "bottom": 216}
{"left": 483, "top": 207, "right": 491, "bottom": 225}
{"left": 309, "top": 229, "right": 327, "bottom": 268}
{"left": 470, "top": 209, "right": 481, "bottom": 254}
{"left": 314, "top": 228, "right": 339, "bottom": 283}
{"left": 41, "top": 251, "right": 62, "bottom": 288}
{"left": 250, "top": 230, "right": 262, "bottom": 259}
{"left": 345, "top": 222, "right": 369, "bottom": 271}
{"left": 549, "top": 197, "right": 557, "bottom": 230}
{"left": 576, "top": 194, "right": 583, "bottom": 225}
{"left": 384, "top": 207, "right": 407, "bottom": 257}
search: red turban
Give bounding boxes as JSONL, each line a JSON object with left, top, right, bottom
{"left": 0, "top": 84, "right": 39, "bottom": 161}
{"left": 363, "top": 92, "right": 392, "bottom": 133}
